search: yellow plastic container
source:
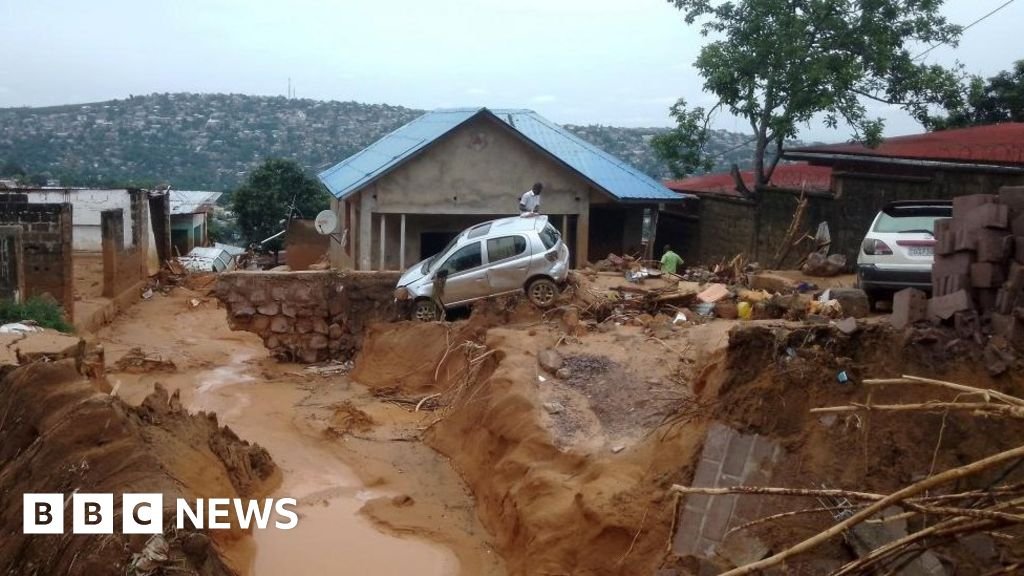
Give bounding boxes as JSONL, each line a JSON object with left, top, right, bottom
{"left": 737, "top": 301, "right": 752, "bottom": 320}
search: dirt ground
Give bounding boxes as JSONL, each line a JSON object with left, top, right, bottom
{"left": 8, "top": 266, "right": 1022, "bottom": 575}
{"left": 94, "top": 288, "right": 501, "bottom": 576}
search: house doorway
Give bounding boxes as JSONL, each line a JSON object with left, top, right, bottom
{"left": 420, "top": 231, "right": 458, "bottom": 260}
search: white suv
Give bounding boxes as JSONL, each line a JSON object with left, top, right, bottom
{"left": 857, "top": 200, "right": 951, "bottom": 308}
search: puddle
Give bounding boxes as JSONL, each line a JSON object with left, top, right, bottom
{"left": 190, "top": 357, "right": 460, "bottom": 576}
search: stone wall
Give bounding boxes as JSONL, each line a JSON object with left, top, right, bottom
{"left": 214, "top": 270, "right": 401, "bottom": 362}
{"left": 0, "top": 195, "right": 73, "bottom": 319}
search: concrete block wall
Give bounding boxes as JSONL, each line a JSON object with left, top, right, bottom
{"left": 99, "top": 190, "right": 149, "bottom": 299}
{"left": 672, "top": 422, "right": 782, "bottom": 561}
{"left": 0, "top": 195, "right": 74, "bottom": 319}
{"left": 0, "top": 226, "right": 25, "bottom": 303}
{"left": 215, "top": 270, "right": 401, "bottom": 362}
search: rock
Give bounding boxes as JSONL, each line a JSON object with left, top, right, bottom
{"left": 269, "top": 316, "right": 291, "bottom": 333}
{"left": 538, "top": 349, "right": 564, "bottom": 373}
{"left": 251, "top": 314, "right": 271, "bottom": 333}
{"left": 927, "top": 289, "right": 973, "bottom": 321}
{"left": 256, "top": 302, "right": 280, "bottom": 316}
{"left": 328, "top": 323, "right": 343, "bottom": 339}
{"left": 748, "top": 272, "right": 798, "bottom": 293}
{"left": 984, "top": 336, "right": 1015, "bottom": 376}
{"left": 309, "top": 334, "right": 329, "bottom": 350}
{"left": 181, "top": 532, "right": 210, "bottom": 564}
{"left": 802, "top": 252, "right": 847, "bottom": 277}
{"left": 299, "top": 347, "right": 319, "bottom": 364}
{"left": 295, "top": 318, "right": 313, "bottom": 334}
{"left": 392, "top": 494, "right": 415, "bottom": 508}
{"left": 232, "top": 304, "right": 256, "bottom": 318}
{"left": 543, "top": 401, "right": 565, "bottom": 414}
{"left": 824, "top": 288, "right": 870, "bottom": 319}
{"left": 313, "top": 317, "right": 329, "bottom": 335}
{"left": 835, "top": 317, "right": 859, "bottom": 335}
{"left": 555, "top": 367, "right": 571, "bottom": 379}
{"left": 714, "top": 300, "right": 738, "bottom": 319}
{"left": 281, "top": 302, "right": 298, "bottom": 318}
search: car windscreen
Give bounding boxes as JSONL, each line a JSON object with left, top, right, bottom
{"left": 539, "top": 224, "right": 559, "bottom": 250}
{"left": 873, "top": 206, "right": 951, "bottom": 234}
{"left": 424, "top": 234, "right": 462, "bottom": 273}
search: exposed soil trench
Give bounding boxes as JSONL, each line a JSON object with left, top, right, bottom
{"left": 98, "top": 289, "right": 501, "bottom": 575}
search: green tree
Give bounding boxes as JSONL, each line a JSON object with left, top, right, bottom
{"left": 651, "top": 99, "right": 714, "bottom": 178}
{"left": 659, "top": 0, "right": 964, "bottom": 193}
{"left": 231, "top": 158, "right": 328, "bottom": 247}
{"left": 927, "top": 60, "right": 1024, "bottom": 130}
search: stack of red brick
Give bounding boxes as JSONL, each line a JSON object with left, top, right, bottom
{"left": 911, "top": 187, "right": 1024, "bottom": 344}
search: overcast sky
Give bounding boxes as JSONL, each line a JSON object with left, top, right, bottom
{"left": 0, "top": 0, "right": 1020, "bottom": 141}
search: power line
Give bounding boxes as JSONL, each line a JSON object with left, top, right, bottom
{"left": 914, "top": 0, "right": 1017, "bottom": 61}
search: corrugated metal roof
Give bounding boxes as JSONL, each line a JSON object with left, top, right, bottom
{"left": 170, "top": 190, "right": 222, "bottom": 215}
{"left": 786, "top": 123, "right": 1024, "bottom": 167}
{"left": 665, "top": 164, "right": 833, "bottom": 198}
{"left": 317, "top": 107, "right": 683, "bottom": 202}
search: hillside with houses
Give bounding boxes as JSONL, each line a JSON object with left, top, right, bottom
{"left": 0, "top": 93, "right": 767, "bottom": 190}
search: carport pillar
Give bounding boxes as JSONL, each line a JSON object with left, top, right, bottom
{"left": 561, "top": 214, "right": 568, "bottom": 238}
{"left": 379, "top": 213, "right": 386, "bottom": 271}
{"left": 399, "top": 214, "right": 406, "bottom": 271}
{"left": 575, "top": 200, "right": 589, "bottom": 268}
{"left": 358, "top": 191, "right": 373, "bottom": 270}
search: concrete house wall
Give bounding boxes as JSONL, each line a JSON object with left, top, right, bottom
{"left": 26, "top": 189, "right": 133, "bottom": 251}
{"left": 329, "top": 114, "right": 616, "bottom": 271}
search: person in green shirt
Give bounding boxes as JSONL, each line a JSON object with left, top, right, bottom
{"left": 660, "top": 244, "right": 684, "bottom": 274}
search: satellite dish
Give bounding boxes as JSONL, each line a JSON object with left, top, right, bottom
{"left": 314, "top": 210, "right": 338, "bottom": 235}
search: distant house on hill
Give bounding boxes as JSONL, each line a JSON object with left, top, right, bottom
{"left": 666, "top": 123, "right": 1024, "bottom": 267}
{"left": 168, "top": 190, "right": 221, "bottom": 255}
{"left": 317, "top": 107, "right": 688, "bottom": 270}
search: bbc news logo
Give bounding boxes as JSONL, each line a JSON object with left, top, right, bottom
{"left": 23, "top": 494, "right": 298, "bottom": 534}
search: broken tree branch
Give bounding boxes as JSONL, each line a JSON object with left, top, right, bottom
{"left": 713, "top": 444, "right": 1024, "bottom": 576}
{"left": 809, "top": 402, "right": 1024, "bottom": 419}
{"left": 863, "top": 375, "right": 1024, "bottom": 408}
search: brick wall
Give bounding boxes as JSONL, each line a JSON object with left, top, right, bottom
{"left": 0, "top": 196, "right": 73, "bottom": 319}
{"left": 692, "top": 168, "right": 1024, "bottom": 268}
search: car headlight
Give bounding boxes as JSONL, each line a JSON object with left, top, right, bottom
{"left": 394, "top": 287, "right": 411, "bottom": 301}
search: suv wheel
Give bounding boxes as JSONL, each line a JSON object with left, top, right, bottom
{"left": 413, "top": 299, "right": 440, "bottom": 322}
{"left": 526, "top": 278, "right": 558, "bottom": 308}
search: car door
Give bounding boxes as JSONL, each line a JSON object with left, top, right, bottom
{"left": 485, "top": 234, "right": 530, "bottom": 293}
{"left": 436, "top": 241, "right": 487, "bottom": 304}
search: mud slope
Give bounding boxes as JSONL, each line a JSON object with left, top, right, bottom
{"left": 0, "top": 360, "right": 277, "bottom": 576}
{"left": 355, "top": 322, "right": 707, "bottom": 576}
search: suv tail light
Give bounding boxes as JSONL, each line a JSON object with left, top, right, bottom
{"left": 862, "top": 238, "right": 893, "bottom": 255}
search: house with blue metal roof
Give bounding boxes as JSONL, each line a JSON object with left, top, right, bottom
{"left": 317, "top": 107, "right": 686, "bottom": 270}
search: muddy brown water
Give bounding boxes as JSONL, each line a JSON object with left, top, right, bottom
{"left": 100, "top": 295, "right": 461, "bottom": 576}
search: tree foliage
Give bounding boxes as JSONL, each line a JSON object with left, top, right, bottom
{"left": 651, "top": 99, "right": 714, "bottom": 178}
{"left": 659, "top": 0, "right": 964, "bottom": 191}
{"left": 231, "top": 159, "right": 328, "bottom": 247}
{"left": 926, "top": 60, "right": 1024, "bottom": 130}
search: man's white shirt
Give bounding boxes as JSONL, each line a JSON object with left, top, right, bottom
{"left": 520, "top": 190, "right": 540, "bottom": 212}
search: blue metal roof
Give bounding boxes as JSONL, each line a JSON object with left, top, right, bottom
{"left": 317, "top": 107, "right": 684, "bottom": 202}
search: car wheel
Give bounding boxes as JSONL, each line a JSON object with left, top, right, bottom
{"left": 526, "top": 278, "right": 558, "bottom": 308}
{"left": 413, "top": 299, "right": 440, "bottom": 322}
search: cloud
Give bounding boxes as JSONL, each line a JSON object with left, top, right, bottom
{"left": 530, "top": 94, "right": 557, "bottom": 103}
{"left": 466, "top": 87, "right": 489, "bottom": 96}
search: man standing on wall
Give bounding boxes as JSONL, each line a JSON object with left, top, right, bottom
{"left": 519, "top": 182, "right": 543, "bottom": 216}
{"left": 660, "top": 244, "right": 684, "bottom": 275}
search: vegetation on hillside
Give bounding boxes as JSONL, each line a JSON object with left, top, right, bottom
{"left": 0, "top": 93, "right": 790, "bottom": 190}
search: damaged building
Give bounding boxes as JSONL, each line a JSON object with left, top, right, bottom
{"left": 317, "top": 107, "right": 688, "bottom": 271}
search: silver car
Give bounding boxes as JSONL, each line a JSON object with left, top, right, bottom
{"left": 395, "top": 215, "right": 571, "bottom": 321}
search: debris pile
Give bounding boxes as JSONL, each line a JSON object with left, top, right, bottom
{"left": 894, "top": 186, "right": 1024, "bottom": 373}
